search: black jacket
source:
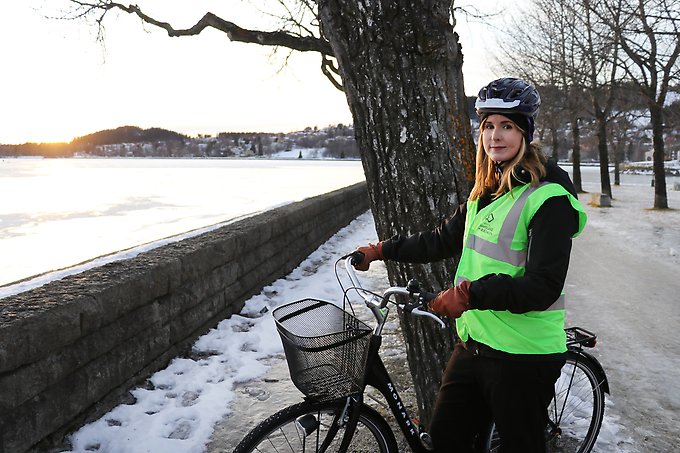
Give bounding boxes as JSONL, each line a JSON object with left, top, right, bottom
{"left": 381, "top": 160, "right": 580, "bottom": 314}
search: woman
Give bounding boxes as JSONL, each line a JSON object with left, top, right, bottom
{"left": 354, "top": 77, "right": 587, "bottom": 452}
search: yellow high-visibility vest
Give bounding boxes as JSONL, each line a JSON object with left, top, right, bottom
{"left": 455, "top": 182, "right": 587, "bottom": 354}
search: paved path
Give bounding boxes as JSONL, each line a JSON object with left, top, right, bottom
{"left": 566, "top": 220, "right": 680, "bottom": 452}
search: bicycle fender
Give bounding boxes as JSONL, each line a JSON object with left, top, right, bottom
{"left": 567, "top": 349, "right": 610, "bottom": 395}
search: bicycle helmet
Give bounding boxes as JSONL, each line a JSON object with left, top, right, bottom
{"left": 475, "top": 77, "right": 541, "bottom": 119}
{"left": 475, "top": 78, "right": 541, "bottom": 142}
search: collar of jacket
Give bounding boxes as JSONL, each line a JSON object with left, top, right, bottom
{"left": 494, "top": 162, "right": 532, "bottom": 185}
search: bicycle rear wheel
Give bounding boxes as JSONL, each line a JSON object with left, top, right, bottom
{"left": 232, "top": 399, "right": 398, "bottom": 453}
{"left": 485, "top": 351, "right": 606, "bottom": 453}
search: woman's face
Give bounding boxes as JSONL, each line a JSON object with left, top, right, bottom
{"left": 482, "top": 114, "right": 524, "bottom": 163}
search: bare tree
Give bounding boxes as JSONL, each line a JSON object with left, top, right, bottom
{"left": 495, "top": 0, "right": 630, "bottom": 200}
{"left": 577, "top": 0, "right": 623, "bottom": 199}
{"left": 599, "top": 0, "right": 680, "bottom": 208}
{"left": 493, "top": 0, "right": 591, "bottom": 191}
{"left": 63, "top": 0, "right": 477, "bottom": 424}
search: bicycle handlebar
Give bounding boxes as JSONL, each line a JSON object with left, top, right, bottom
{"left": 343, "top": 254, "right": 446, "bottom": 329}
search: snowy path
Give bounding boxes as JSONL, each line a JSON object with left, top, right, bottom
{"left": 566, "top": 208, "right": 680, "bottom": 452}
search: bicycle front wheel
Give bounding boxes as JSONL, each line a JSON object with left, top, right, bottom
{"left": 485, "top": 351, "right": 606, "bottom": 453}
{"left": 232, "top": 399, "right": 398, "bottom": 453}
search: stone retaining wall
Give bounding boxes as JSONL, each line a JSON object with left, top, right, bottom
{"left": 0, "top": 182, "right": 368, "bottom": 453}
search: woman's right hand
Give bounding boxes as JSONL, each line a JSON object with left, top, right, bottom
{"left": 353, "top": 242, "right": 384, "bottom": 271}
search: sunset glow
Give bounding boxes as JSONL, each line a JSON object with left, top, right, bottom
{"left": 0, "top": 1, "right": 503, "bottom": 145}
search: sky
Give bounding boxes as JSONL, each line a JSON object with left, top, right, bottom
{"left": 0, "top": 1, "right": 507, "bottom": 145}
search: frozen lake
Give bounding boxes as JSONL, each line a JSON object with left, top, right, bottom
{"left": 0, "top": 158, "right": 365, "bottom": 287}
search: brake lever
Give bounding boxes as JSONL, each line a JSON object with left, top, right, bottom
{"left": 411, "top": 307, "right": 447, "bottom": 329}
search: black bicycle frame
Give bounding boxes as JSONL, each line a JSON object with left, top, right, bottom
{"left": 358, "top": 334, "right": 430, "bottom": 453}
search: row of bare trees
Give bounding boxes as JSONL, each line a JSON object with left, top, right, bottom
{"left": 494, "top": 0, "right": 680, "bottom": 209}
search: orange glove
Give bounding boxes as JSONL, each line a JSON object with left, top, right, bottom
{"left": 353, "top": 242, "right": 385, "bottom": 271}
{"left": 428, "top": 280, "right": 472, "bottom": 319}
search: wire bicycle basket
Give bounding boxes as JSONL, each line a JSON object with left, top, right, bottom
{"left": 273, "top": 298, "right": 372, "bottom": 402}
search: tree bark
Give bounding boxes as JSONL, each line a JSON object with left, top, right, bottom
{"left": 649, "top": 103, "right": 668, "bottom": 209}
{"left": 551, "top": 127, "right": 559, "bottom": 161}
{"left": 571, "top": 117, "right": 583, "bottom": 193}
{"left": 595, "top": 114, "right": 612, "bottom": 198}
{"left": 318, "top": 0, "right": 475, "bottom": 424}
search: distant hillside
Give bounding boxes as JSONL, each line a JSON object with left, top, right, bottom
{"left": 0, "top": 126, "right": 189, "bottom": 157}
{"left": 71, "top": 126, "right": 187, "bottom": 148}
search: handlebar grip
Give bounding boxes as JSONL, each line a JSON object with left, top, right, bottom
{"left": 349, "top": 251, "right": 365, "bottom": 266}
{"left": 419, "top": 291, "right": 438, "bottom": 304}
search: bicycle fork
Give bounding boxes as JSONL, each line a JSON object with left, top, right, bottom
{"left": 337, "top": 396, "right": 364, "bottom": 452}
{"left": 294, "top": 396, "right": 363, "bottom": 453}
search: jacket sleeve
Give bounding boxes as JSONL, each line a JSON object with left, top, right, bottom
{"left": 468, "top": 196, "right": 579, "bottom": 313}
{"left": 380, "top": 202, "right": 467, "bottom": 263}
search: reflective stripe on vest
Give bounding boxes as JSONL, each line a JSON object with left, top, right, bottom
{"left": 454, "top": 182, "right": 587, "bottom": 354}
{"left": 462, "top": 183, "right": 545, "bottom": 268}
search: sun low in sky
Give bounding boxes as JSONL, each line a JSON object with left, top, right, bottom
{"left": 0, "top": 1, "right": 502, "bottom": 145}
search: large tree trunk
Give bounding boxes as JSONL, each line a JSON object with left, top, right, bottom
{"left": 319, "top": 0, "right": 475, "bottom": 425}
{"left": 649, "top": 103, "right": 668, "bottom": 209}
{"left": 551, "top": 126, "right": 559, "bottom": 161}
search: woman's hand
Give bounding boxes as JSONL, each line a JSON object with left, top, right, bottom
{"left": 429, "top": 280, "right": 471, "bottom": 318}
{"left": 353, "top": 242, "right": 384, "bottom": 271}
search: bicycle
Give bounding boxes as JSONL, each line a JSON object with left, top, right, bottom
{"left": 233, "top": 253, "right": 609, "bottom": 453}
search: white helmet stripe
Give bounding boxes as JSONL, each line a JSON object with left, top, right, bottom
{"left": 475, "top": 98, "right": 521, "bottom": 110}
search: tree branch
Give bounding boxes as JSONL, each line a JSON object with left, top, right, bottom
{"left": 321, "top": 54, "right": 343, "bottom": 91}
{"left": 70, "top": 1, "right": 334, "bottom": 55}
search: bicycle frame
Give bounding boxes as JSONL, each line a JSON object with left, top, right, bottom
{"left": 362, "top": 335, "right": 431, "bottom": 452}
{"left": 336, "top": 256, "right": 440, "bottom": 452}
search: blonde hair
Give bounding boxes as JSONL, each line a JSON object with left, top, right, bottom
{"left": 469, "top": 117, "right": 547, "bottom": 200}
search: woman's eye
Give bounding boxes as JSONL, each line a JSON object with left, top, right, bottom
{"left": 503, "top": 124, "right": 513, "bottom": 130}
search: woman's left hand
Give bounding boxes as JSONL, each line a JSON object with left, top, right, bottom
{"left": 429, "top": 280, "right": 471, "bottom": 319}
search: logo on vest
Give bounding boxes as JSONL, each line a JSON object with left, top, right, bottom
{"left": 477, "top": 213, "right": 496, "bottom": 236}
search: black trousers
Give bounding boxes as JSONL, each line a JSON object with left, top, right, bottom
{"left": 429, "top": 341, "right": 565, "bottom": 453}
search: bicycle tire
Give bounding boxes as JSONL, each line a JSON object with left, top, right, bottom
{"left": 232, "top": 399, "right": 399, "bottom": 453}
{"left": 484, "top": 350, "right": 606, "bottom": 453}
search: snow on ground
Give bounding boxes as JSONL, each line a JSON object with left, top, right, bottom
{"left": 268, "top": 147, "right": 328, "bottom": 159}
{"left": 59, "top": 169, "right": 680, "bottom": 452}
{"left": 579, "top": 172, "right": 680, "bottom": 267}
{"left": 59, "top": 212, "right": 380, "bottom": 453}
